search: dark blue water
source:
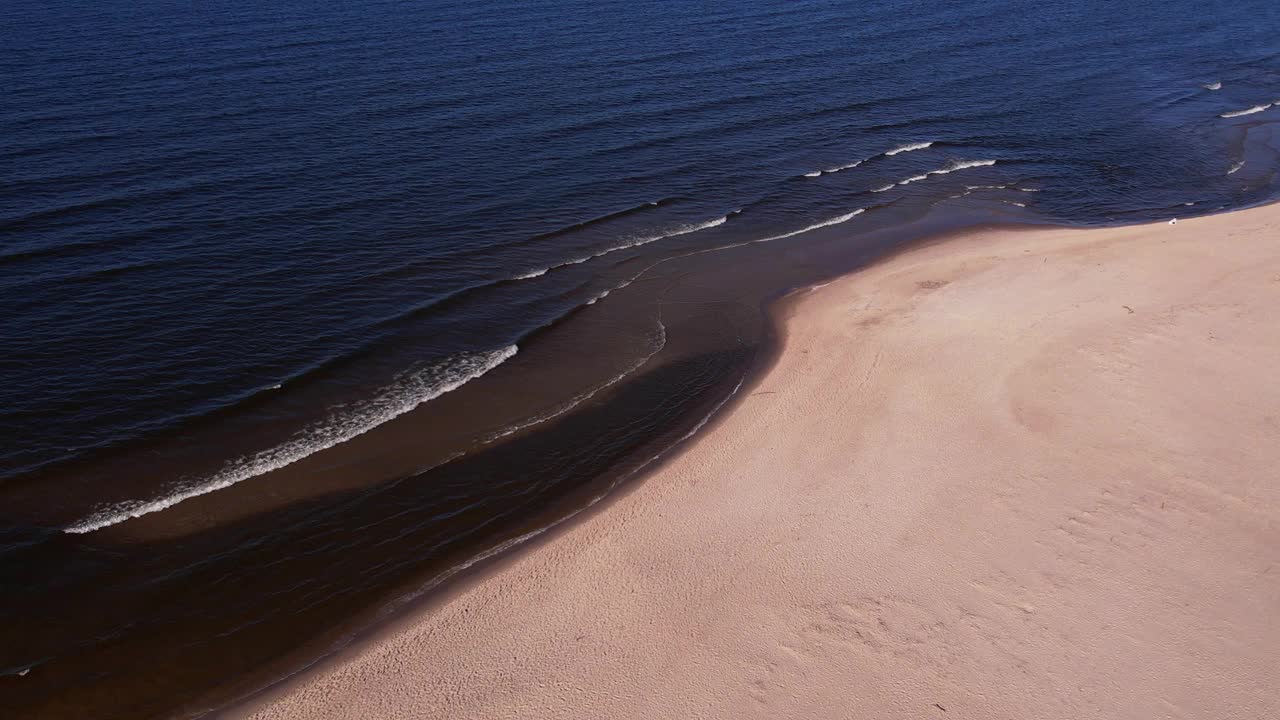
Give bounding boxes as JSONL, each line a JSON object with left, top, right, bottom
{"left": 2, "top": 0, "right": 1278, "bottom": 716}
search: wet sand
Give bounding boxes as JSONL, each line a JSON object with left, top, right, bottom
{"left": 238, "top": 203, "right": 1280, "bottom": 719}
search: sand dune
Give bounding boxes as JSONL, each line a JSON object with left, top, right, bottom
{"left": 240, "top": 203, "right": 1280, "bottom": 720}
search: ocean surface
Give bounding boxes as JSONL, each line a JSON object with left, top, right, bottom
{"left": 2, "top": 0, "right": 1278, "bottom": 716}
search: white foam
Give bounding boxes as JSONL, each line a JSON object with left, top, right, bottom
{"left": 825, "top": 208, "right": 865, "bottom": 224}
{"left": 803, "top": 141, "right": 935, "bottom": 179}
{"left": 666, "top": 208, "right": 869, "bottom": 264}
{"left": 1227, "top": 160, "right": 1245, "bottom": 175}
{"left": 825, "top": 159, "right": 864, "bottom": 173}
{"left": 744, "top": 208, "right": 867, "bottom": 246}
{"left": 585, "top": 279, "right": 632, "bottom": 306}
{"left": 884, "top": 141, "right": 934, "bottom": 156}
{"left": 599, "top": 216, "right": 728, "bottom": 255}
{"left": 513, "top": 215, "right": 729, "bottom": 280}
{"left": 1220, "top": 103, "right": 1272, "bottom": 118}
{"left": 871, "top": 183, "right": 897, "bottom": 193}
{"left": 1203, "top": 82, "right": 1222, "bottom": 91}
{"left": 783, "top": 209, "right": 864, "bottom": 235}
{"left": 486, "top": 319, "right": 666, "bottom": 443}
{"left": 942, "top": 159, "right": 999, "bottom": 172}
{"left": 64, "top": 346, "right": 519, "bottom": 534}
{"left": 897, "top": 159, "right": 998, "bottom": 187}
{"left": 622, "top": 205, "right": 874, "bottom": 313}
{"left": 804, "top": 158, "right": 865, "bottom": 177}
{"left": 951, "top": 183, "right": 1037, "bottom": 205}
{"left": 724, "top": 209, "right": 866, "bottom": 248}
{"left": 805, "top": 280, "right": 835, "bottom": 294}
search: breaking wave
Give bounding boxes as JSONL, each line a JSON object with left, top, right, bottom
{"left": 892, "top": 159, "right": 998, "bottom": 187}
{"left": 825, "top": 159, "right": 864, "bottom": 173}
{"left": 64, "top": 346, "right": 519, "bottom": 534}
{"left": 884, "top": 141, "right": 934, "bottom": 155}
{"left": 765, "top": 209, "right": 866, "bottom": 239}
{"left": 513, "top": 214, "right": 730, "bottom": 279}
{"left": 802, "top": 140, "right": 936, "bottom": 178}
{"left": 802, "top": 158, "right": 864, "bottom": 178}
{"left": 1220, "top": 103, "right": 1272, "bottom": 118}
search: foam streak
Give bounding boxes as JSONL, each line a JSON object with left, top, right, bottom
{"left": 64, "top": 347, "right": 519, "bottom": 534}
{"left": 1220, "top": 104, "right": 1272, "bottom": 118}
{"left": 884, "top": 141, "right": 934, "bottom": 155}
{"left": 514, "top": 215, "right": 729, "bottom": 280}
{"left": 897, "top": 159, "right": 998, "bottom": 187}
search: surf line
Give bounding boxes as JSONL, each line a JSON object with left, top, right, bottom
{"left": 65, "top": 201, "right": 877, "bottom": 534}
{"left": 513, "top": 213, "right": 732, "bottom": 280}
{"left": 801, "top": 140, "right": 936, "bottom": 178}
{"left": 1220, "top": 103, "right": 1273, "bottom": 119}
{"left": 64, "top": 346, "right": 519, "bottom": 534}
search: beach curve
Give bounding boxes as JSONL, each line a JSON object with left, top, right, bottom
{"left": 234, "top": 202, "right": 1280, "bottom": 720}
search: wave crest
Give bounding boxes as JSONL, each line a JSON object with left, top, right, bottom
{"left": 884, "top": 141, "right": 934, "bottom": 156}
{"left": 1220, "top": 103, "right": 1272, "bottom": 118}
{"left": 892, "top": 159, "right": 998, "bottom": 188}
{"left": 758, "top": 209, "right": 865, "bottom": 242}
{"left": 514, "top": 214, "right": 730, "bottom": 279}
{"left": 64, "top": 346, "right": 519, "bottom": 534}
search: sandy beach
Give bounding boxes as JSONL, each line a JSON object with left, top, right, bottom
{"left": 239, "top": 203, "right": 1280, "bottom": 720}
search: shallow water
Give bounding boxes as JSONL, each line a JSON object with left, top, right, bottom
{"left": 1, "top": 0, "right": 1278, "bottom": 716}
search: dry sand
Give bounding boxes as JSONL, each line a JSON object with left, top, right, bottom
{"left": 240, "top": 204, "right": 1280, "bottom": 719}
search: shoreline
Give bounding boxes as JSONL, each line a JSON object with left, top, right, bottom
{"left": 4, "top": 196, "right": 1033, "bottom": 720}
{"left": 231, "top": 201, "right": 1280, "bottom": 719}
{"left": 209, "top": 211, "right": 1203, "bottom": 718}
{"left": 9, "top": 4, "right": 1280, "bottom": 715}
{"left": 211, "top": 217, "right": 1015, "bottom": 719}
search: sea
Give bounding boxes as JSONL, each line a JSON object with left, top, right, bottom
{"left": 2, "top": 0, "right": 1278, "bottom": 716}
